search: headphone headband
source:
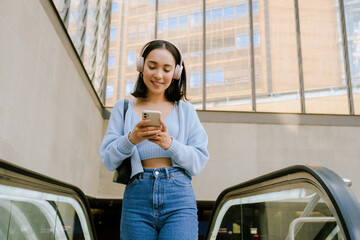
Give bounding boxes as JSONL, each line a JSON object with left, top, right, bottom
{"left": 136, "top": 39, "right": 183, "bottom": 80}
{"left": 139, "top": 39, "right": 183, "bottom": 65}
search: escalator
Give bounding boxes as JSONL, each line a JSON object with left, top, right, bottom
{"left": 2, "top": 160, "right": 360, "bottom": 239}
{"left": 205, "top": 165, "right": 360, "bottom": 240}
{"left": 0, "top": 159, "right": 97, "bottom": 240}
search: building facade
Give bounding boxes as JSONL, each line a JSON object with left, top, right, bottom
{"left": 105, "top": 0, "right": 360, "bottom": 115}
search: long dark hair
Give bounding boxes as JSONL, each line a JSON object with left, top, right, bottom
{"left": 131, "top": 40, "right": 188, "bottom": 102}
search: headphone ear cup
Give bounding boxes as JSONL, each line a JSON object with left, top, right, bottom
{"left": 173, "top": 64, "right": 183, "bottom": 80}
{"left": 137, "top": 57, "right": 144, "bottom": 72}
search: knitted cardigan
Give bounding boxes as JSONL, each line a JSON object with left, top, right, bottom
{"left": 100, "top": 99, "right": 209, "bottom": 178}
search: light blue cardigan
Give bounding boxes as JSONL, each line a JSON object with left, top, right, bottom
{"left": 100, "top": 99, "right": 209, "bottom": 178}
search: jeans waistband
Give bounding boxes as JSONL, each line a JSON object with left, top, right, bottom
{"left": 136, "top": 167, "right": 188, "bottom": 179}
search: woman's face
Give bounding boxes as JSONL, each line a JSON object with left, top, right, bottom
{"left": 142, "top": 48, "right": 176, "bottom": 98}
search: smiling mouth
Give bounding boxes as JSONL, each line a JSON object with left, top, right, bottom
{"left": 151, "top": 80, "right": 163, "bottom": 85}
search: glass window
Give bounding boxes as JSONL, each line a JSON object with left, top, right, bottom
{"left": 168, "top": 17, "right": 177, "bottom": 29}
{"left": 224, "top": 6, "right": 234, "bottom": 20}
{"left": 213, "top": 71, "right": 224, "bottom": 85}
{"left": 190, "top": 40, "right": 201, "bottom": 57}
{"left": 212, "top": 8, "right": 222, "bottom": 22}
{"left": 212, "top": 38, "right": 223, "bottom": 53}
{"left": 190, "top": 73, "right": 201, "bottom": 88}
{"left": 126, "top": 82, "right": 135, "bottom": 96}
{"left": 69, "top": 11, "right": 75, "bottom": 21}
{"left": 345, "top": 1, "right": 360, "bottom": 114}
{"left": 236, "top": 35, "right": 248, "bottom": 49}
{"left": 236, "top": 4, "right": 247, "bottom": 17}
{"left": 127, "top": 52, "right": 135, "bottom": 66}
{"left": 190, "top": 12, "right": 200, "bottom": 26}
{"left": 108, "top": 56, "right": 115, "bottom": 69}
{"left": 106, "top": 84, "right": 114, "bottom": 98}
{"left": 112, "top": 2, "right": 119, "bottom": 12}
{"left": 347, "top": 11, "right": 360, "bottom": 78}
{"left": 206, "top": 10, "right": 211, "bottom": 24}
{"left": 110, "top": 28, "right": 117, "bottom": 40}
{"left": 105, "top": 0, "right": 357, "bottom": 114}
{"left": 224, "top": 35, "right": 235, "bottom": 51}
{"left": 211, "top": 187, "right": 343, "bottom": 240}
{"left": 253, "top": 33, "right": 260, "bottom": 46}
{"left": 158, "top": 19, "right": 167, "bottom": 32}
{"left": 179, "top": 15, "right": 188, "bottom": 28}
{"left": 0, "top": 185, "right": 93, "bottom": 240}
{"left": 300, "top": 0, "right": 348, "bottom": 114}
{"left": 85, "top": 34, "right": 90, "bottom": 44}
{"left": 191, "top": 52, "right": 201, "bottom": 57}
{"left": 253, "top": 1, "right": 259, "bottom": 15}
{"left": 206, "top": 72, "right": 211, "bottom": 86}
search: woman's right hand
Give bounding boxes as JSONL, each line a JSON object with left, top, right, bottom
{"left": 128, "top": 119, "right": 162, "bottom": 145}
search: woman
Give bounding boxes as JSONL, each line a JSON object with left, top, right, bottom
{"left": 100, "top": 39, "right": 209, "bottom": 239}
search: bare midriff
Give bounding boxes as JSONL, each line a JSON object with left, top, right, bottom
{"left": 142, "top": 157, "right": 172, "bottom": 168}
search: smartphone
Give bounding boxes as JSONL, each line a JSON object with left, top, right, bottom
{"left": 142, "top": 110, "right": 161, "bottom": 127}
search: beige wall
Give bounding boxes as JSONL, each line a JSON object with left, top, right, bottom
{"left": 196, "top": 121, "right": 360, "bottom": 200}
{"left": 0, "top": 0, "right": 104, "bottom": 197}
{"left": 98, "top": 118, "right": 360, "bottom": 201}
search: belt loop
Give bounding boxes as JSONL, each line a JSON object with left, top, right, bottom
{"left": 165, "top": 167, "right": 170, "bottom": 179}
{"left": 135, "top": 173, "right": 142, "bottom": 180}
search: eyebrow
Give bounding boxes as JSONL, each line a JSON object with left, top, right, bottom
{"left": 148, "top": 60, "right": 173, "bottom": 67}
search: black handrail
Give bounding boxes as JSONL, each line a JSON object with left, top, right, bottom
{"left": 205, "top": 165, "right": 360, "bottom": 240}
{"left": 0, "top": 159, "right": 98, "bottom": 240}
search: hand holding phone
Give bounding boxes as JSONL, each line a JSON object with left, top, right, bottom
{"left": 142, "top": 110, "right": 161, "bottom": 127}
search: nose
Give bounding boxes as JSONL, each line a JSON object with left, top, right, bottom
{"left": 153, "top": 69, "right": 163, "bottom": 79}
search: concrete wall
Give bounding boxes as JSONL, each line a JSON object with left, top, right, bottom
{"left": 98, "top": 119, "right": 360, "bottom": 201}
{"left": 196, "top": 122, "right": 360, "bottom": 200}
{"left": 0, "top": 0, "right": 104, "bottom": 197}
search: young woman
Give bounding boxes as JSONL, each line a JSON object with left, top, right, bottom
{"left": 100, "top": 39, "right": 209, "bottom": 239}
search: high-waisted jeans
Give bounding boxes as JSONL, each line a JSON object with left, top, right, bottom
{"left": 120, "top": 167, "right": 198, "bottom": 240}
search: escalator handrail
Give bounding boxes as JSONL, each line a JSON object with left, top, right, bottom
{"left": 205, "top": 165, "right": 360, "bottom": 240}
{"left": 0, "top": 159, "right": 98, "bottom": 240}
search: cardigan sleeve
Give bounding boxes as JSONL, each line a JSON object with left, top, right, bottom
{"left": 99, "top": 100, "right": 135, "bottom": 171}
{"left": 166, "top": 102, "right": 209, "bottom": 176}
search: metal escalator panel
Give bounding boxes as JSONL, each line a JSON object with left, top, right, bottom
{"left": 0, "top": 160, "right": 96, "bottom": 240}
{"left": 206, "top": 165, "right": 360, "bottom": 240}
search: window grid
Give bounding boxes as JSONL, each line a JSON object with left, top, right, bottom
{"left": 91, "top": 0, "right": 359, "bottom": 115}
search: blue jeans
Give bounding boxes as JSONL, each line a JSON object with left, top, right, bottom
{"left": 120, "top": 167, "right": 198, "bottom": 240}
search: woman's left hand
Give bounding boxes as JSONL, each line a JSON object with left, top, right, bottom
{"left": 148, "top": 119, "right": 172, "bottom": 150}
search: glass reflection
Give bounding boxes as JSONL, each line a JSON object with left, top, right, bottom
{"left": 255, "top": 0, "right": 301, "bottom": 113}
{"left": 0, "top": 185, "right": 91, "bottom": 240}
{"left": 105, "top": 0, "right": 156, "bottom": 106}
{"left": 204, "top": 0, "right": 252, "bottom": 111}
{"left": 51, "top": 0, "right": 360, "bottom": 115}
{"left": 210, "top": 188, "right": 344, "bottom": 240}
{"left": 300, "top": 0, "right": 348, "bottom": 114}
{"left": 345, "top": 0, "right": 360, "bottom": 114}
{"left": 52, "top": 0, "right": 110, "bottom": 104}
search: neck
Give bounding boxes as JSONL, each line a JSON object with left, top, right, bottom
{"left": 144, "top": 92, "right": 168, "bottom": 104}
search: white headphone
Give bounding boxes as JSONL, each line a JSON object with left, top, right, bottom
{"left": 136, "top": 39, "right": 183, "bottom": 80}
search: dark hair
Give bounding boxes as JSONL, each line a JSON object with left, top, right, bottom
{"left": 131, "top": 40, "right": 188, "bottom": 102}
